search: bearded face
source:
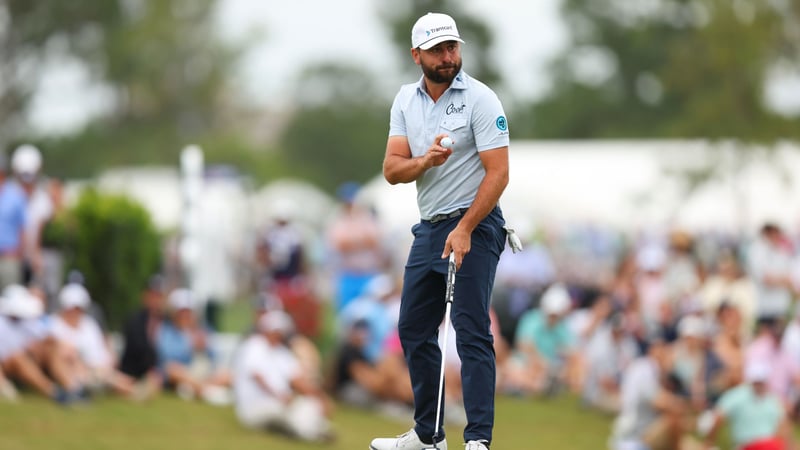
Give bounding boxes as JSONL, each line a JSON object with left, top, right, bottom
{"left": 417, "top": 42, "right": 462, "bottom": 84}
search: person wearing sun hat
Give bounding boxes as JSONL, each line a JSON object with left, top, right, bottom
{"left": 0, "top": 284, "right": 84, "bottom": 404}
{"left": 50, "top": 283, "right": 137, "bottom": 398}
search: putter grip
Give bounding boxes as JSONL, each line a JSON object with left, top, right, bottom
{"left": 446, "top": 253, "right": 456, "bottom": 304}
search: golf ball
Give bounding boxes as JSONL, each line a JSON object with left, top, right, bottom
{"left": 440, "top": 137, "right": 453, "bottom": 148}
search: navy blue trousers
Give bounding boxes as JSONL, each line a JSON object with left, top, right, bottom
{"left": 398, "top": 206, "right": 506, "bottom": 444}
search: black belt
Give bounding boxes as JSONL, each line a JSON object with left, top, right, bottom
{"left": 427, "top": 208, "right": 468, "bottom": 224}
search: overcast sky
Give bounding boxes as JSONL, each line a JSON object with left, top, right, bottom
{"left": 26, "top": 0, "right": 799, "bottom": 135}
{"left": 27, "top": 0, "right": 567, "bottom": 134}
{"left": 214, "top": 0, "right": 567, "bottom": 106}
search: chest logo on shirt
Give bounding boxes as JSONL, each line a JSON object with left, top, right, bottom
{"left": 445, "top": 103, "right": 466, "bottom": 115}
{"left": 496, "top": 116, "right": 508, "bottom": 131}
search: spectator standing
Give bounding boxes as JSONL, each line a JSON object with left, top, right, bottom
{"left": 11, "top": 145, "right": 52, "bottom": 285}
{"left": 0, "top": 151, "right": 27, "bottom": 289}
{"left": 748, "top": 224, "right": 795, "bottom": 325}
{"left": 257, "top": 201, "right": 321, "bottom": 337}
{"left": 325, "top": 181, "right": 385, "bottom": 312}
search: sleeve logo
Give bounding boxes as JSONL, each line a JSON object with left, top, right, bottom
{"left": 495, "top": 116, "right": 508, "bottom": 131}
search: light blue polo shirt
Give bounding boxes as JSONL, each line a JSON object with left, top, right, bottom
{"left": 0, "top": 181, "right": 27, "bottom": 252}
{"left": 514, "top": 309, "right": 575, "bottom": 365}
{"left": 716, "top": 384, "right": 784, "bottom": 447}
{"left": 388, "top": 70, "right": 509, "bottom": 220}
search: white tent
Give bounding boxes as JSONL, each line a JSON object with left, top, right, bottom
{"left": 359, "top": 140, "right": 800, "bottom": 248}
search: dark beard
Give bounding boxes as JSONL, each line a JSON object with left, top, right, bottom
{"left": 421, "top": 60, "right": 462, "bottom": 84}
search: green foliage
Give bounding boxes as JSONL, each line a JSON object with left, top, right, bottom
{"left": 517, "top": 0, "right": 800, "bottom": 141}
{"left": 1, "top": 0, "right": 260, "bottom": 179}
{"left": 278, "top": 64, "right": 389, "bottom": 192}
{"left": 33, "top": 124, "right": 285, "bottom": 183}
{"left": 44, "top": 188, "right": 161, "bottom": 330}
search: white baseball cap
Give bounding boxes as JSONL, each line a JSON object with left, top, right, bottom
{"left": 540, "top": 283, "right": 571, "bottom": 315}
{"left": 744, "top": 360, "right": 771, "bottom": 383}
{"left": 0, "top": 285, "right": 44, "bottom": 319}
{"left": 258, "top": 309, "right": 294, "bottom": 335}
{"left": 59, "top": 283, "right": 91, "bottom": 310}
{"left": 11, "top": 144, "right": 42, "bottom": 176}
{"left": 168, "top": 288, "right": 195, "bottom": 311}
{"left": 678, "top": 315, "right": 706, "bottom": 338}
{"left": 411, "top": 13, "right": 464, "bottom": 50}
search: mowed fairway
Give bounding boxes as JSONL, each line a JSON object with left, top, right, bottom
{"left": 0, "top": 394, "right": 614, "bottom": 450}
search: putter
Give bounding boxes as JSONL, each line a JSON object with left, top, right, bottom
{"left": 432, "top": 252, "right": 456, "bottom": 449}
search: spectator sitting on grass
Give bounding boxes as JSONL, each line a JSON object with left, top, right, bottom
{"left": 50, "top": 283, "right": 136, "bottom": 398}
{"left": 702, "top": 361, "right": 793, "bottom": 450}
{"left": 0, "top": 284, "right": 85, "bottom": 404}
{"left": 708, "top": 302, "right": 746, "bottom": 403}
{"left": 250, "top": 292, "right": 322, "bottom": 382}
{"left": 611, "top": 337, "right": 697, "bottom": 450}
{"left": 581, "top": 312, "right": 638, "bottom": 414}
{"left": 155, "top": 288, "right": 231, "bottom": 406}
{"left": 233, "top": 310, "right": 333, "bottom": 442}
{"left": 118, "top": 275, "right": 167, "bottom": 398}
{"left": 329, "top": 318, "right": 413, "bottom": 410}
{"left": 503, "top": 282, "right": 576, "bottom": 396}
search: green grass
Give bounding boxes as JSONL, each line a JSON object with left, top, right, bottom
{"left": 0, "top": 394, "right": 614, "bottom": 450}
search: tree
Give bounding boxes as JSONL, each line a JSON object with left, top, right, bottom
{"left": 1, "top": 0, "right": 254, "bottom": 178}
{"left": 43, "top": 189, "right": 161, "bottom": 330}
{"left": 516, "top": 0, "right": 800, "bottom": 140}
{"left": 278, "top": 63, "right": 389, "bottom": 192}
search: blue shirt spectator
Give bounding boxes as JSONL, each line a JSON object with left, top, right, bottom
{"left": 156, "top": 319, "right": 215, "bottom": 369}
{"left": 0, "top": 180, "right": 26, "bottom": 253}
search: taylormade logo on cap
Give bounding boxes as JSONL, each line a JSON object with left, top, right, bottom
{"left": 412, "top": 12, "right": 465, "bottom": 50}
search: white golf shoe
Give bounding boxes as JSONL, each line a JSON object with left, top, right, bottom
{"left": 370, "top": 428, "right": 447, "bottom": 450}
{"left": 464, "top": 440, "right": 489, "bottom": 450}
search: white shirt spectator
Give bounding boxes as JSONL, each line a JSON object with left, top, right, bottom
{"left": 23, "top": 185, "right": 53, "bottom": 260}
{"left": 748, "top": 234, "right": 793, "bottom": 318}
{"left": 614, "top": 357, "right": 661, "bottom": 442}
{"left": 232, "top": 331, "right": 329, "bottom": 441}
{"left": 0, "top": 316, "right": 28, "bottom": 362}
{"left": 233, "top": 333, "right": 300, "bottom": 415}
{"left": 583, "top": 325, "right": 639, "bottom": 408}
{"left": 50, "top": 314, "right": 111, "bottom": 368}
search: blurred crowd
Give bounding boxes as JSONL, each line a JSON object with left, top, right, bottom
{"left": 3, "top": 146, "right": 800, "bottom": 449}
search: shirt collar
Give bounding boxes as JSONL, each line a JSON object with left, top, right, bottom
{"left": 416, "top": 70, "right": 468, "bottom": 96}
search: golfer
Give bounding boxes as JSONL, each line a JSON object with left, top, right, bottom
{"left": 370, "top": 12, "right": 509, "bottom": 450}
